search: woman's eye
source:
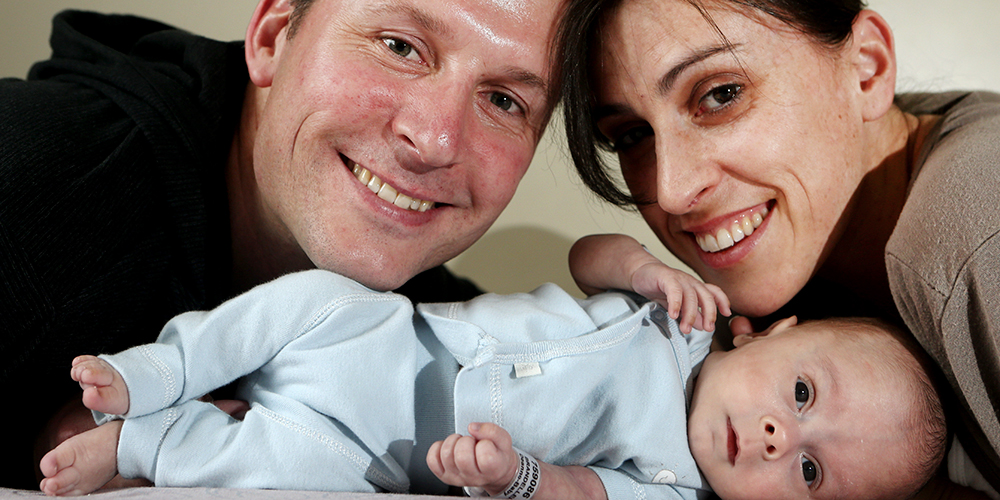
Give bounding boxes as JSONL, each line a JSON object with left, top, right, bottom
{"left": 801, "top": 455, "right": 819, "bottom": 486}
{"left": 795, "top": 379, "right": 810, "bottom": 410}
{"left": 697, "top": 83, "right": 742, "bottom": 115}
{"left": 489, "top": 92, "right": 522, "bottom": 114}
{"left": 383, "top": 38, "right": 419, "bottom": 61}
{"left": 613, "top": 125, "right": 653, "bottom": 151}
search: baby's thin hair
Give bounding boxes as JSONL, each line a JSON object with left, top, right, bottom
{"left": 810, "top": 317, "right": 947, "bottom": 499}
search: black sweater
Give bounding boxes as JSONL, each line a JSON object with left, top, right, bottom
{"left": 0, "top": 11, "right": 479, "bottom": 488}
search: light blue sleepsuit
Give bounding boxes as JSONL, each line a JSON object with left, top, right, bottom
{"left": 100, "top": 270, "right": 713, "bottom": 499}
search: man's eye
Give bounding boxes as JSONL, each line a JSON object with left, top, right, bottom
{"left": 795, "top": 379, "right": 810, "bottom": 410}
{"left": 489, "top": 92, "right": 521, "bottom": 114}
{"left": 801, "top": 456, "right": 818, "bottom": 486}
{"left": 383, "top": 38, "right": 418, "bottom": 60}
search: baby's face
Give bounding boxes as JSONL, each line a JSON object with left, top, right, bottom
{"left": 687, "top": 320, "right": 918, "bottom": 499}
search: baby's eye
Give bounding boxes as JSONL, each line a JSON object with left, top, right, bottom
{"left": 801, "top": 455, "right": 818, "bottom": 486}
{"left": 383, "top": 38, "right": 420, "bottom": 61}
{"left": 794, "top": 379, "right": 810, "bottom": 410}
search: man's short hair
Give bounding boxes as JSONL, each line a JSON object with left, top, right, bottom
{"left": 288, "top": 0, "right": 316, "bottom": 38}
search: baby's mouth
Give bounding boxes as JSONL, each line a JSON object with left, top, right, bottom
{"left": 727, "top": 418, "right": 739, "bottom": 465}
{"left": 694, "top": 204, "right": 770, "bottom": 253}
{"left": 344, "top": 155, "right": 434, "bottom": 212}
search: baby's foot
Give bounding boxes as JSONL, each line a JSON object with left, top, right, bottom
{"left": 71, "top": 355, "right": 129, "bottom": 415}
{"left": 39, "top": 420, "right": 122, "bottom": 496}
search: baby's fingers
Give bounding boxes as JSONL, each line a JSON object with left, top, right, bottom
{"left": 426, "top": 440, "right": 446, "bottom": 478}
{"left": 675, "top": 283, "right": 703, "bottom": 334}
{"left": 705, "top": 283, "right": 731, "bottom": 317}
{"left": 467, "top": 423, "right": 514, "bottom": 482}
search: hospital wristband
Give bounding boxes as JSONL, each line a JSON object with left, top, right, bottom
{"left": 465, "top": 448, "right": 540, "bottom": 499}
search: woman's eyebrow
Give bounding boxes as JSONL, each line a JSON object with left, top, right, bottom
{"left": 592, "top": 103, "right": 632, "bottom": 123}
{"left": 656, "top": 43, "right": 741, "bottom": 95}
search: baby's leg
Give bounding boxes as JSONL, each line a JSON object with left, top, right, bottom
{"left": 71, "top": 355, "right": 129, "bottom": 415}
{"left": 39, "top": 420, "right": 122, "bottom": 496}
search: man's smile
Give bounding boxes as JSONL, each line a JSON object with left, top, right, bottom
{"left": 343, "top": 155, "right": 435, "bottom": 212}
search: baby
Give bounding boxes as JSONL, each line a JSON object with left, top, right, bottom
{"left": 40, "top": 257, "right": 945, "bottom": 499}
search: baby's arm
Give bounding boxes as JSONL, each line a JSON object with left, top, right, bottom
{"left": 428, "top": 423, "right": 607, "bottom": 500}
{"left": 570, "top": 234, "right": 730, "bottom": 333}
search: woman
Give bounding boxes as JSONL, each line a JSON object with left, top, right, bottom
{"left": 558, "top": 0, "right": 1000, "bottom": 497}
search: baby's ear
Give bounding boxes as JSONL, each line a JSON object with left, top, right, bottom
{"left": 732, "top": 316, "right": 798, "bottom": 348}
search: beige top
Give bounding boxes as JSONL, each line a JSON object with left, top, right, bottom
{"left": 887, "top": 91, "right": 1000, "bottom": 491}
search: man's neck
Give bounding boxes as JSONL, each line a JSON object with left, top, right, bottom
{"left": 225, "top": 84, "right": 314, "bottom": 295}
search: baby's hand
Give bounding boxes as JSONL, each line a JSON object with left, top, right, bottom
{"left": 71, "top": 355, "right": 129, "bottom": 416}
{"left": 630, "top": 262, "right": 731, "bottom": 333}
{"left": 427, "top": 422, "right": 518, "bottom": 495}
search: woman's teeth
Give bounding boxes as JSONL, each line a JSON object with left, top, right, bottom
{"left": 350, "top": 162, "right": 433, "bottom": 212}
{"left": 695, "top": 206, "right": 768, "bottom": 253}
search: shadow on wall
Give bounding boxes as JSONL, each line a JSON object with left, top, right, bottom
{"left": 447, "top": 225, "right": 582, "bottom": 298}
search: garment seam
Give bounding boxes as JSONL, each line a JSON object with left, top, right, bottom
{"left": 137, "top": 344, "right": 177, "bottom": 409}
{"left": 254, "top": 406, "right": 407, "bottom": 492}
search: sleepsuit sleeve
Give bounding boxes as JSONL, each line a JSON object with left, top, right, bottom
{"left": 100, "top": 270, "right": 387, "bottom": 418}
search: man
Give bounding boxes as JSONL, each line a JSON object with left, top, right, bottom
{"left": 0, "top": 0, "right": 562, "bottom": 488}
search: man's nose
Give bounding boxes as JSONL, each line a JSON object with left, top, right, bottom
{"left": 760, "top": 415, "right": 799, "bottom": 461}
{"left": 392, "top": 80, "right": 468, "bottom": 172}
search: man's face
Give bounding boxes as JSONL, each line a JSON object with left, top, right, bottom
{"left": 250, "top": 0, "right": 558, "bottom": 290}
{"left": 688, "top": 321, "right": 919, "bottom": 499}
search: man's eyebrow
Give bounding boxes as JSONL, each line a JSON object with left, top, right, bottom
{"left": 362, "top": 2, "right": 547, "bottom": 95}
{"left": 363, "top": 1, "right": 452, "bottom": 36}
{"left": 506, "top": 68, "right": 548, "bottom": 93}
{"left": 656, "top": 43, "right": 741, "bottom": 96}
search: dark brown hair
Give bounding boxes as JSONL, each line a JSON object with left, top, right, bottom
{"left": 557, "top": 0, "right": 866, "bottom": 207}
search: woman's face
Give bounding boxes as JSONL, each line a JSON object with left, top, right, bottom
{"left": 593, "top": 0, "right": 870, "bottom": 316}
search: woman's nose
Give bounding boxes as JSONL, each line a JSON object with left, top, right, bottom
{"left": 654, "top": 137, "right": 722, "bottom": 214}
{"left": 760, "top": 415, "right": 799, "bottom": 461}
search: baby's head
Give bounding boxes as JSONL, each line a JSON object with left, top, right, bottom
{"left": 688, "top": 316, "right": 946, "bottom": 500}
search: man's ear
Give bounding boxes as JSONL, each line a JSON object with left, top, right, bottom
{"left": 849, "top": 10, "right": 897, "bottom": 121}
{"left": 732, "top": 316, "right": 798, "bottom": 348}
{"left": 245, "top": 0, "right": 293, "bottom": 88}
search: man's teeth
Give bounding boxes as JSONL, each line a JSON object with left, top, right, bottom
{"left": 350, "top": 162, "right": 433, "bottom": 212}
{"left": 695, "top": 207, "right": 768, "bottom": 253}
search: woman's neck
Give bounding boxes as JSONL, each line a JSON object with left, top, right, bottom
{"left": 816, "top": 107, "right": 940, "bottom": 314}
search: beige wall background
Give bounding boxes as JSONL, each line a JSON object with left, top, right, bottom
{"left": 3, "top": 1, "right": 999, "bottom": 295}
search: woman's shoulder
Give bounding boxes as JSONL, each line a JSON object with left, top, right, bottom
{"left": 900, "top": 90, "right": 1000, "bottom": 204}
{"left": 886, "top": 90, "right": 1000, "bottom": 314}
{"left": 895, "top": 90, "right": 1000, "bottom": 116}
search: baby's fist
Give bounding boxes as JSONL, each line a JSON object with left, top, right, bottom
{"left": 427, "top": 422, "right": 517, "bottom": 495}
